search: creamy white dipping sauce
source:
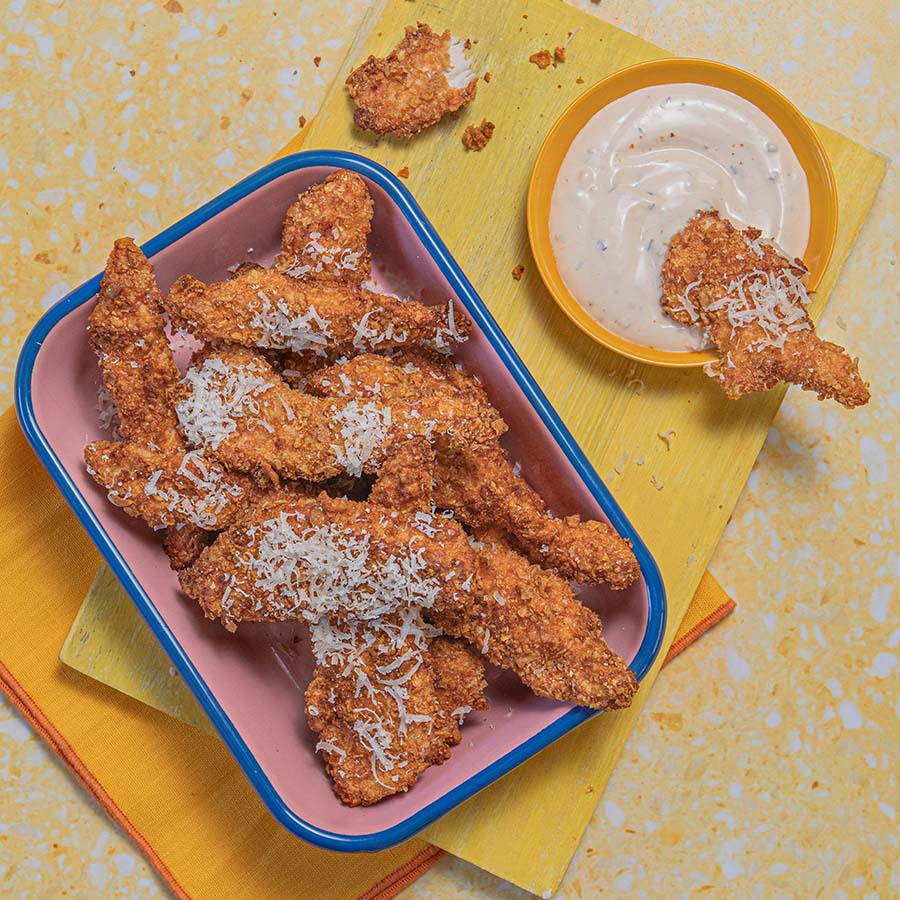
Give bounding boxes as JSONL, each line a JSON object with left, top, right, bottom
{"left": 550, "top": 83, "right": 811, "bottom": 351}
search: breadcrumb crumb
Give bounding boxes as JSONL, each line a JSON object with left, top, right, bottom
{"left": 554, "top": 46, "right": 567, "bottom": 62}
{"left": 576, "top": 76, "right": 585, "bottom": 84}
{"left": 529, "top": 50, "right": 553, "bottom": 69}
{"left": 297, "top": 115, "right": 307, "bottom": 129}
{"left": 512, "top": 264, "right": 524, "bottom": 281}
{"left": 313, "top": 56, "right": 322, "bottom": 67}
{"left": 397, "top": 166, "right": 410, "bottom": 179}
{"left": 462, "top": 119, "right": 495, "bottom": 151}
{"left": 484, "top": 71, "right": 492, "bottom": 83}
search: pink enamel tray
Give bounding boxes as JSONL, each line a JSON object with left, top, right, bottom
{"left": 15, "top": 151, "right": 665, "bottom": 851}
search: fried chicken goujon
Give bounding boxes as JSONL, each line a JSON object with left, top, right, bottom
{"left": 662, "top": 211, "right": 869, "bottom": 408}
{"left": 346, "top": 23, "right": 478, "bottom": 138}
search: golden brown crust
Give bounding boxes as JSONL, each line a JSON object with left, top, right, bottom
{"left": 178, "top": 493, "right": 476, "bottom": 632}
{"left": 305, "top": 614, "right": 453, "bottom": 807}
{"left": 346, "top": 23, "right": 477, "bottom": 138}
{"left": 84, "top": 441, "right": 253, "bottom": 532}
{"left": 462, "top": 119, "right": 494, "bottom": 151}
{"left": 433, "top": 440, "right": 639, "bottom": 590}
{"left": 273, "top": 169, "right": 373, "bottom": 283}
{"left": 306, "top": 351, "right": 507, "bottom": 445}
{"left": 430, "top": 537, "right": 637, "bottom": 710}
{"left": 162, "top": 525, "right": 217, "bottom": 571}
{"left": 164, "top": 267, "right": 470, "bottom": 356}
{"left": 661, "top": 211, "right": 869, "bottom": 408}
{"left": 176, "top": 345, "right": 503, "bottom": 483}
{"left": 368, "top": 436, "right": 435, "bottom": 513}
{"left": 429, "top": 636, "right": 488, "bottom": 748}
{"left": 87, "top": 238, "right": 183, "bottom": 452}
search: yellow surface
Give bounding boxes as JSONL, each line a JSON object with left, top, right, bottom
{"left": 527, "top": 56, "right": 838, "bottom": 367}
{"left": 61, "top": 568, "right": 216, "bottom": 738}
{"left": 0, "top": 1, "right": 896, "bottom": 898}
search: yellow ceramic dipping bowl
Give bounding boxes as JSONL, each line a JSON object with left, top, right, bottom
{"left": 527, "top": 57, "right": 838, "bottom": 367}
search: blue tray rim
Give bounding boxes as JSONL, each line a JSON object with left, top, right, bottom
{"left": 14, "top": 149, "right": 667, "bottom": 852}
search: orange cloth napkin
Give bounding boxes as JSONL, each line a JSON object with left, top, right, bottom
{"left": 0, "top": 408, "right": 733, "bottom": 898}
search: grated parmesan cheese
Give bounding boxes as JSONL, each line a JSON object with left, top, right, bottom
{"left": 250, "top": 291, "right": 333, "bottom": 353}
{"left": 330, "top": 400, "right": 392, "bottom": 477}
{"left": 176, "top": 357, "right": 275, "bottom": 451}
{"left": 706, "top": 267, "right": 812, "bottom": 351}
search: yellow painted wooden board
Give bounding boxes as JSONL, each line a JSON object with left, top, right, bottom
{"left": 59, "top": 0, "right": 886, "bottom": 894}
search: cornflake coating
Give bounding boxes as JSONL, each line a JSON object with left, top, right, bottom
{"left": 429, "top": 636, "right": 489, "bottom": 734}
{"left": 176, "top": 344, "right": 504, "bottom": 482}
{"left": 306, "top": 612, "right": 466, "bottom": 806}
{"left": 369, "top": 437, "right": 635, "bottom": 710}
{"left": 274, "top": 169, "right": 373, "bottom": 283}
{"left": 164, "top": 266, "right": 470, "bottom": 357}
{"left": 346, "top": 23, "right": 478, "bottom": 138}
{"left": 434, "top": 440, "right": 639, "bottom": 590}
{"left": 307, "top": 352, "right": 507, "bottom": 445}
{"left": 368, "top": 436, "right": 435, "bottom": 512}
{"left": 87, "top": 239, "right": 211, "bottom": 570}
{"left": 178, "top": 493, "right": 476, "bottom": 632}
{"left": 462, "top": 119, "right": 495, "bottom": 151}
{"left": 431, "top": 533, "right": 637, "bottom": 710}
{"left": 662, "top": 211, "right": 869, "bottom": 408}
{"left": 87, "top": 238, "right": 184, "bottom": 452}
{"left": 83, "top": 440, "right": 309, "bottom": 532}
{"left": 162, "top": 525, "right": 217, "bottom": 571}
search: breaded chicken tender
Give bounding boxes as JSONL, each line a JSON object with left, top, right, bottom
{"left": 432, "top": 533, "right": 638, "bottom": 710}
{"left": 433, "top": 440, "right": 639, "bottom": 590}
{"left": 88, "top": 238, "right": 213, "bottom": 568}
{"left": 369, "top": 439, "right": 635, "bottom": 709}
{"left": 84, "top": 441, "right": 256, "bottom": 531}
{"left": 87, "top": 238, "right": 184, "bottom": 452}
{"left": 306, "top": 612, "right": 470, "bottom": 806}
{"left": 346, "top": 23, "right": 478, "bottom": 139}
{"left": 662, "top": 211, "right": 869, "bottom": 408}
{"left": 176, "top": 344, "right": 503, "bottom": 483}
{"left": 178, "top": 493, "right": 476, "bottom": 632}
{"left": 307, "top": 352, "right": 506, "bottom": 445}
{"left": 429, "top": 636, "right": 489, "bottom": 732}
{"left": 164, "top": 267, "right": 469, "bottom": 356}
{"left": 273, "top": 169, "right": 374, "bottom": 283}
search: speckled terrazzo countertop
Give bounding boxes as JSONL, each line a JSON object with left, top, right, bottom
{"left": 1, "top": 2, "right": 897, "bottom": 898}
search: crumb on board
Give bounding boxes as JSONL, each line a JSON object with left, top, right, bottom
{"left": 397, "top": 166, "right": 410, "bottom": 179}
{"left": 512, "top": 264, "right": 525, "bottom": 281}
{"left": 650, "top": 474, "right": 664, "bottom": 490}
{"left": 484, "top": 71, "right": 492, "bottom": 82}
{"left": 464, "top": 38, "right": 472, "bottom": 49}
{"left": 576, "top": 76, "right": 585, "bottom": 84}
{"left": 313, "top": 56, "right": 322, "bottom": 67}
{"left": 297, "top": 115, "right": 307, "bottom": 128}
{"left": 463, "top": 119, "right": 495, "bottom": 151}
{"left": 635, "top": 456, "right": 645, "bottom": 466}
{"left": 613, "top": 452, "right": 628, "bottom": 475}
{"left": 554, "top": 46, "right": 567, "bottom": 62}
{"left": 658, "top": 429, "right": 675, "bottom": 450}
{"left": 529, "top": 49, "right": 553, "bottom": 69}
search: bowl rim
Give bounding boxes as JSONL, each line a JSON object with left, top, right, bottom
{"left": 527, "top": 56, "right": 839, "bottom": 368}
{"left": 15, "top": 149, "right": 667, "bottom": 853}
